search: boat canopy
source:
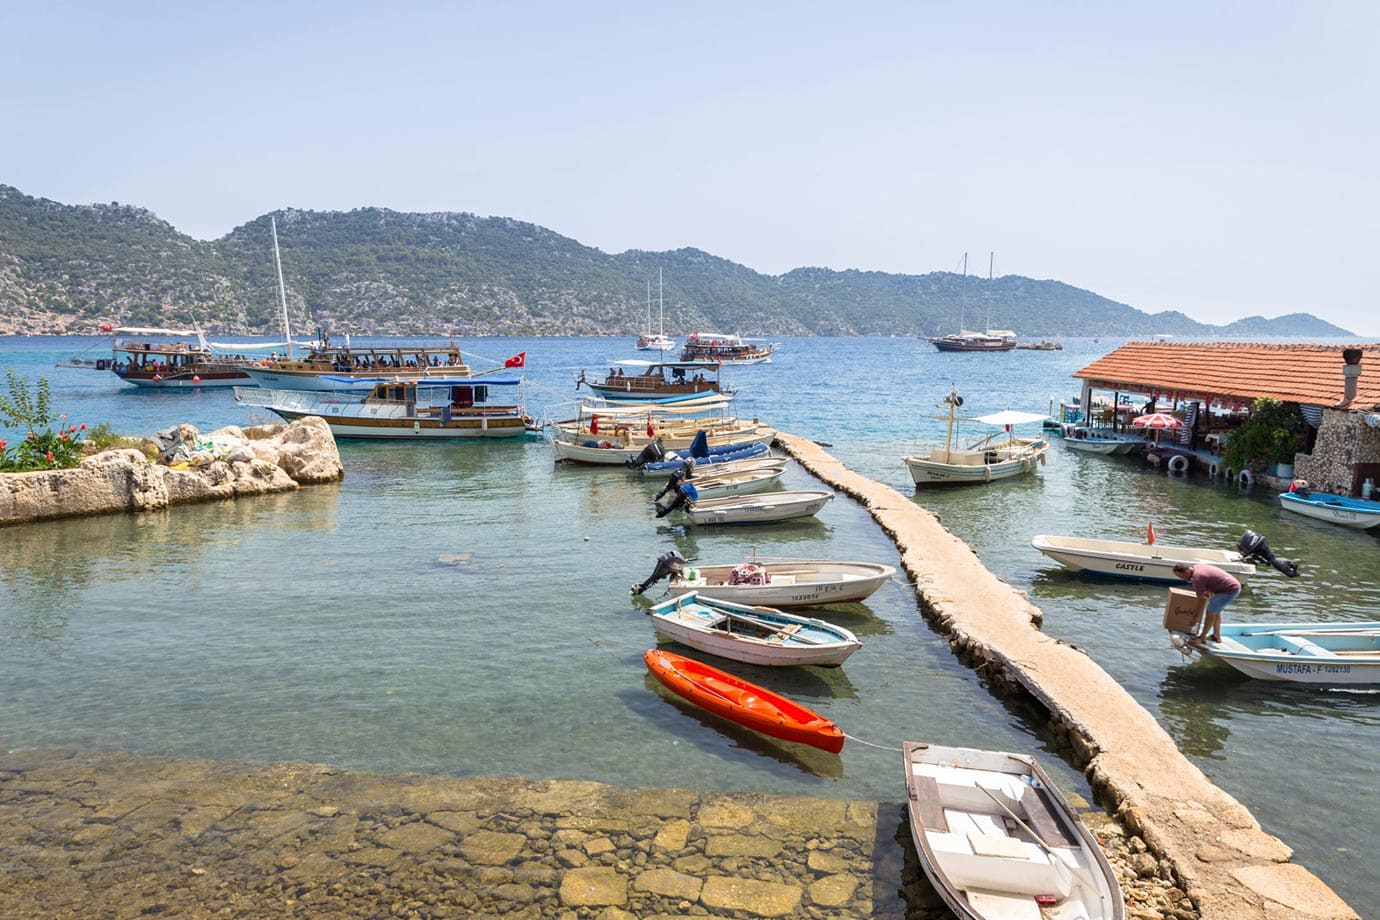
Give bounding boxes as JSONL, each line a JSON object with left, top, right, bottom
{"left": 611, "top": 359, "right": 721, "bottom": 371}
{"left": 579, "top": 394, "right": 734, "bottom": 416}
{"left": 320, "top": 375, "right": 521, "bottom": 387}
{"left": 974, "top": 410, "right": 1048, "bottom": 426}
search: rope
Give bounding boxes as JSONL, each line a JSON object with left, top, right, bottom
{"left": 842, "top": 732, "right": 902, "bottom": 752}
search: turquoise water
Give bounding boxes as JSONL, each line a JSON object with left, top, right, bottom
{"left": 2, "top": 334, "right": 1377, "bottom": 916}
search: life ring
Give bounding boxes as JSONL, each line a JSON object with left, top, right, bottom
{"left": 1207, "top": 460, "right": 1220, "bottom": 478}
{"left": 1167, "top": 454, "right": 1189, "bottom": 473}
{"left": 1238, "top": 468, "right": 1254, "bottom": 487}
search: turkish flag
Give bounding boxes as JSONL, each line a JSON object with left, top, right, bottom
{"left": 504, "top": 352, "right": 526, "bottom": 368}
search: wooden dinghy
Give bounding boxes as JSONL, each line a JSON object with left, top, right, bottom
{"left": 643, "top": 649, "right": 845, "bottom": 753}
{"left": 903, "top": 741, "right": 1124, "bottom": 920}
{"left": 648, "top": 592, "right": 861, "bottom": 667}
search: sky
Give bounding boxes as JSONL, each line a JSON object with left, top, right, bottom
{"left": 3, "top": 2, "right": 1377, "bottom": 334}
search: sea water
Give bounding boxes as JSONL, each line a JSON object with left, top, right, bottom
{"left": 1, "top": 334, "right": 1376, "bottom": 916}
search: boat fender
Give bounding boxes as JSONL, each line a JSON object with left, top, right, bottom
{"left": 1167, "top": 454, "right": 1189, "bottom": 473}
{"left": 1238, "top": 468, "right": 1254, "bottom": 487}
{"left": 1208, "top": 460, "right": 1220, "bottom": 478}
{"left": 953, "top": 395, "right": 964, "bottom": 406}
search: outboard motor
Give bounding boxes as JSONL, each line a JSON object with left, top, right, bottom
{"left": 653, "top": 482, "right": 698, "bottom": 518}
{"left": 625, "top": 439, "right": 666, "bottom": 469}
{"left": 631, "top": 550, "right": 688, "bottom": 596}
{"left": 653, "top": 468, "right": 690, "bottom": 503}
{"left": 1238, "top": 529, "right": 1300, "bottom": 578}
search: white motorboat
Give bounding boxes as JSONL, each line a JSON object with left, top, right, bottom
{"left": 1278, "top": 489, "right": 1380, "bottom": 530}
{"left": 632, "top": 552, "right": 895, "bottom": 607}
{"left": 1171, "top": 622, "right": 1380, "bottom": 685}
{"left": 903, "top": 390, "right": 1048, "bottom": 486}
{"left": 652, "top": 466, "right": 783, "bottom": 501}
{"left": 1031, "top": 534, "right": 1256, "bottom": 583}
{"left": 903, "top": 741, "right": 1125, "bottom": 920}
{"left": 656, "top": 486, "right": 834, "bottom": 525}
{"left": 648, "top": 593, "right": 861, "bottom": 667}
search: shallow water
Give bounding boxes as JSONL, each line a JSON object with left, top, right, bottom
{"left": 2, "top": 333, "right": 1376, "bottom": 916}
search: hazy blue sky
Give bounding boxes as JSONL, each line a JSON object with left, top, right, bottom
{"left": 4, "top": 2, "right": 1377, "bottom": 333}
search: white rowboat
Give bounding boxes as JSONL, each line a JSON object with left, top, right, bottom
{"left": 1030, "top": 535, "right": 1255, "bottom": 583}
{"left": 903, "top": 741, "right": 1124, "bottom": 920}
{"left": 648, "top": 593, "right": 861, "bottom": 667}
{"left": 1171, "top": 622, "right": 1380, "bottom": 685}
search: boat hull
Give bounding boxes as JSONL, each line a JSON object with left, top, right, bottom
{"left": 667, "top": 561, "right": 896, "bottom": 607}
{"left": 648, "top": 594, "right": 861, "bottom": 667}
{"left": 644, "top": 649, "right": 845, "bottom": 752}
{"left": 675, "top": 468, "right": 783, "bottom": 500}
{"left": 117, "top": 366, "right": 250, "bottom": 388}
{"left": 905, "top": 441, "right": 1047, "bottom": 486}
{"left": 1031, "top": 535, "right": 1254, "bottom": 583}
{"left": 903, "top": 741, "right": 1124, "bottom": 920}
{"left": 685, "top": 490, "right": 833, "bottom": 525}
{"left": 1184, "top": 622, "right": 1380, "bottom": 684}
{"left": 1279, "top": 492, "right": 1380, "bottom": 529}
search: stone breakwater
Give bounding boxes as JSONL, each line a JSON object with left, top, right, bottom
{"left": 772, "top": 433, "right": 1358, "bottom": 920}
{"left": 0, "top": 416, "right": 343, "bottom": 527}
{"left": 1, "top": 748, "right": 1197, "bottom": 920}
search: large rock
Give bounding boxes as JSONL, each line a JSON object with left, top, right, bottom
{"left": 0, "top": 416, "right": 343, "bottom": 526}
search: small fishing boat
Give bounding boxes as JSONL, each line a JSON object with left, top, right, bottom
{"left": 648, "top": 593, "right": 861, "bottom": 667}
{"left": 1030, "top": 534, "right": 1256, "bottom": 583}
{"left": 655, "top": 484, "right": 834, "bottom": 525}
{"left": 641, "top": 453, "right": 787, "bottom": 481}
{"left": 1278, "top": 489, "right": 1380, "bottom": 530}
{"left": 903, "top": 390, "right": 1048, "bottom": 486}
{"left": 632, "top": 550, "right": 895, "bottom": 607}
{"left": 1170, "top": 622, "right": 1380, "bottom": 685}
{"left": 903, "top": 741, "right": 1125, "bottom": 920}
{"left": 651, "top": 466, "right": 783, "bottom": 501}
{"left": 1058, "top": 428, "right": 1145, "bottom": 455}
{"left": 643, "top": 648, "right": 845, "bottom": 753}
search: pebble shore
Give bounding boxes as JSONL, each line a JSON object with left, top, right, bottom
{"left": 0, "top": 748, "right": 1196, "bottom": 919}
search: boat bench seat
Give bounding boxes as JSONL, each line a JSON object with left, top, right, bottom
{"left": 927, "top": 830, "right": 1071, "bottom": 897}
{"left": 1279, "top": 636, "right": 1336, "bottom": 657}
{"left": 933, "top": 778, "right": 1022, "bottom": 816}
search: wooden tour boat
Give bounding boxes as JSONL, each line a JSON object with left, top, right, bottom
{"left": 903, "top": 390, "right": 1048, "bottom": 486}
{"left": 680, "top": 332, "right": 775, "bottom": 365}
{"left": 643, "top": 648, "right": 845, "bottom": 753}
{"left": 576, "top": 360, "right": 723, "bottom": 403}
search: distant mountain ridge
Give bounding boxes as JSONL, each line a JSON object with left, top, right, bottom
{"left": 0, "top": 184, "right": 1353, "bottom": 338}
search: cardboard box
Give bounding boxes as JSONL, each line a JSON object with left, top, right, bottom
{"left": 1163, "top": 587, "right": 1202, "bottom": 633}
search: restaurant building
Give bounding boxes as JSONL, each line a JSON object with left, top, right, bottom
{"left": 1073, "top": 341, "right": 1380, "bottom": 494}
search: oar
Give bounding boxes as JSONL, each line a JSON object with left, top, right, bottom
{"left": 1239, "top": 626, "right": 1380, "bottom": 638}
{"left": 977, "top": 784, "right": 1105, "bottom": 903}
{"left": 721, "top": 609, "right": 831, "bottom": 645}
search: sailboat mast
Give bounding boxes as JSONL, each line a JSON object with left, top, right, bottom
{"left": 987, "top": 251, "right": 994, "bottom": 333}
{"left": 646, "top": 278, "right": 653, "bottom": 336}
{"left": 271, "top": 216, "right": 294, "bottom": 359}
{"left": 958, "top": 252, "right": 967, "bottom": 333}
{"left": 658, "top": 268, "right": 665, "bottom": 336}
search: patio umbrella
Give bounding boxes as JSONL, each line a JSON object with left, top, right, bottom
{"left": 1131, "top": 413, "right": 1183, "bottom": 429}
{"left": 975, "top": 410, "right": 1048, "bottom": 427}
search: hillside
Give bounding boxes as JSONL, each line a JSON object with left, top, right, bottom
{"left": 0, "top": 184, "right": 1353, "bottom": 338}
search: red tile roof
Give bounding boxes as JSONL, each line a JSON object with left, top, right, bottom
{"left": 1074, "top": 342, "right": 1380, "bottom": 409}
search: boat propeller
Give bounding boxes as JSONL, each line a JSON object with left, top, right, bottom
{"left": 1237, "top": 530, "right": 1300, "bottom": 578}
{"left": 631, "top": 550, "right": 688, "bottom": 596}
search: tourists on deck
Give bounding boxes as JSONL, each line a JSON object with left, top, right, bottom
{"left": 1172, "top": 562, "right": 1241, "bottom": 645}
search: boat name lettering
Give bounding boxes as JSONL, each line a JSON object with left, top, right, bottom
{"left": 1274, "top": 663, "right": 1352, "bottom": 675}
{"left": 1114, "top": 563, "right": 1145, "bottom": 572}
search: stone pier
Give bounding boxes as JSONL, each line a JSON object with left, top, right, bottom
{"left": 773, "top": 432, "right": 1357, "bottom": 920}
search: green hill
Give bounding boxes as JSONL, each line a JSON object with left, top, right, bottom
{"left": 0, "top": 184, "right": 1353, "bottom": 338}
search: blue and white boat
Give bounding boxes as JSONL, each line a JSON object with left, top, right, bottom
{"left": 1279, "top": 489, "right": 1380, "bottom": 530}
{"left": 1172, "top": 622, "right": 1380, "bottom": 685}
{"left": 648, "top": 592, "right": 861, "bottom": 667}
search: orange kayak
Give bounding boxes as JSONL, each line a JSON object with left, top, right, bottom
{"left": 644, "top": 648, "right": 845, "bottom": 754}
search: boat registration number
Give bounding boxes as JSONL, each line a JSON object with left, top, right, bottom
{"left": 1275, "top": 662, "right": 1352, "bottom": 675}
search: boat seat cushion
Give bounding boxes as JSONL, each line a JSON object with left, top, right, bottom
{"left": 928, "top": 831, "right": 1071, "bottom": 897}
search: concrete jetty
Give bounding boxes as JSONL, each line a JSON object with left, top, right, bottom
{"left": 773, "top": 432, "right": 1357, "bottom": 920}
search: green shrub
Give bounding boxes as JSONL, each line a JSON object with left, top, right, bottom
{"left": 1223, "top": 397, "right": 1303, "bottom": 473}
{"left": 0, "top": 370, "right": 93, "bottom": 472}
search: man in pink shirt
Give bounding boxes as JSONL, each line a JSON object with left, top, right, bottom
{"left": 1172, "top": 562, "right": 1242, "bottom": 645}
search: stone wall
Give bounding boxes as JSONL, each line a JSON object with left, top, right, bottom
{"left": 0, "top": 416, "right": 344, "bottom": 527}
{"left": 1293, "top": 409, "right": 1380, "bottom": 495}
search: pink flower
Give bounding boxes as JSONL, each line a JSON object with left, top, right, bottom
{"left": 0, "top": 439, "right": 6, "bottom": 450}
{"left": 79, "top": 424, "right": 87, "bottom": 431}
{"left": 45, "top": 452, "right": 54, "bottom": 462}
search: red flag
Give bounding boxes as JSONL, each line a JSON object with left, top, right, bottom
{"left": 1146, "top": 521, "right": 1156, "bottom": 545}
{"left": 590, "top": 414, "right": 599, "bottom": 435}
{"left": 504, "top": 352, "right": 526, "bottom": 368}
{"left": 646, "top": 416, "right": 655, "bottom": 438}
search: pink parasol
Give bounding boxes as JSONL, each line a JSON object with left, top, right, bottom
{"left": 1131, "top": 413, "right": 1183, "bottom": 429}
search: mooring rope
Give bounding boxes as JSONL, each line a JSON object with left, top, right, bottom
{"left": 842, "top": 732, "right": 902, "bottom": 752}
